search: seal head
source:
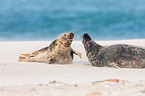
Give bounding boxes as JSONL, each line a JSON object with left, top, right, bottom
{"left": 59, "top": 32, "right": 74, "bottom": 47}
{"left": 82, "top": 33, "right": 92, "bottom": 45}
{"left": 82, "top": 33, "right": 102, "bottom": 53}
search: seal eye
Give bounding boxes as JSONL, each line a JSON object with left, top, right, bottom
{"left": 64, "top": 34, "right": 66, "bottom": 36}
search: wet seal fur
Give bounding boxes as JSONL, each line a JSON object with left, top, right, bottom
{"left": 19, "top": 32, "right": 81, "bottom": 64}
{"left": 82, "top": 33, "right": 145, "bottom": 68}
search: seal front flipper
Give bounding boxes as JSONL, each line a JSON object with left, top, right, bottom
{"left": 72, "top": 49, "right": 82, "bottom": 58}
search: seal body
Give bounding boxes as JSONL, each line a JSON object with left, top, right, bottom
{"left": 19, "top": 32, "right": 81, "bottom": 64}
{"left": 82, "top": 33, "right": 145, "bottom": 68}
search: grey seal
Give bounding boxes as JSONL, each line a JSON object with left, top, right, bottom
{"left": 19, "top": 32, "right": 81, "bottom": 64}
{"left": 82, "top": 33, "right": 145, "bottom": 68}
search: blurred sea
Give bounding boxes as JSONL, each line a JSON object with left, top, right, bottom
{"left": 0, "top": 0, "right": 145, "bottom": 41}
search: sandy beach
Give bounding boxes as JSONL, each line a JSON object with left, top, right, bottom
{"left": 0, "top": 40, "right": 145, "bottom": 96}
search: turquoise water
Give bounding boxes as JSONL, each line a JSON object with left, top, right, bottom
{"left": 0, "top": 0, "right": 145, "bottom": 41}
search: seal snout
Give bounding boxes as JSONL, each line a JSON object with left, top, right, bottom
{"left": 82, "top": 33, "right": 92, "bottom": 42}
{"left": 68, "top": 32, "right": 74, "bottom": 40}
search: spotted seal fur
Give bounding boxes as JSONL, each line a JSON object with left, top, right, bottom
{"left": 82, "top": 33, "right": 145, "bottom": 68}
{"left": 19, "top": 32, "right": 81, "bottom": 64}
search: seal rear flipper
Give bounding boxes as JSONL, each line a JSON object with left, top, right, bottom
{"left": 18, "top": 53, "right": 35, "bottom": 62}
{"left": 18, "top": 54, "right": 29, "bottom": 61}
{"left": 19, "top": 53, "right": 30, "bottom": 57}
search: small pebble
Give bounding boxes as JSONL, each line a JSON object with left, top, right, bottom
{"left": 86, "top": 92, "right": 102, "bottom": 96}
{"left": 74, "top": 84, "right": 78, "bottom": 87}
{"left": 103, "top": 79, "right": 119, "bottom": 83}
